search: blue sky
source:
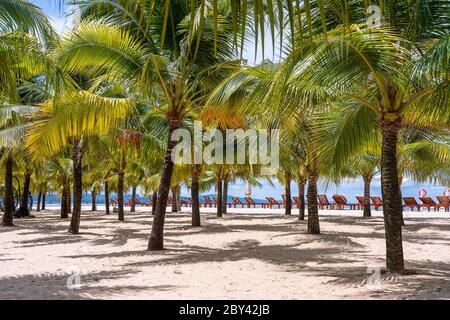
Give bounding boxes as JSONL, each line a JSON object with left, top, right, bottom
{"left": 29, "top": 0, "right": 448, "bottom": 200}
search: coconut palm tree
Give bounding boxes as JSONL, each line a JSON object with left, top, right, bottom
{"left": 58, "top": 0, "right": 241, "bottom": 248}
{"left": 48, "top": 156, "right": 73, "bottom": 218}
{"left": 31, "top": 159, "right": 51, "bottom": 212}
{"left": 0, "top": 1, "right": 53, "bottom": 225}
{"left": 212, "top": 3, "right": 448, "bottom": 272}
{"left": 288, "top": 3, "right": 449, "bottom": 274}
{"left": 25, "top": 77, "right": 134, "bottom": 233}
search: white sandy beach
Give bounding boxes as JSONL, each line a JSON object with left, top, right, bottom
{"left": 0, "top": 207, "right": 449, "bottom": 299}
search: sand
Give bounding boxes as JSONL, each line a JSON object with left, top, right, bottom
{"left": 0, "top": 206, "right": 449, "bottom": 299}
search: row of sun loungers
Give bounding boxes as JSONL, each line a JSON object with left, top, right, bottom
{"left": 317, "top": 195, "right": 450, "bottom": 212}
{"left": 110, "top": 195, "right": 450, "bottom": 212}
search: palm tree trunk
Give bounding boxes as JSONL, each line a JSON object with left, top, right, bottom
{"left": 151, "top": 192, "right": 157, "bottom": 216}
{"left": 36, "top": 191, "right": 42, "bottom": 212}
{"left": 18, "top": 170, "right": 31, "bottom": 217}
{"left": 307, "top": 173, "right": 320, "bottom": 234}
{"left": 117, "top": 151, "right": 126, "bottom": 221}
{"left": 171, "top": 187, "right": 178, "bottom": 212}
{"left": 298, "top": 181, "right": 305, "bottom": 220}
{"left": 284, "top": 174, "right": 292, "bottom": 215}
{"left": 176, "top": 188, "right": 181, "bottom": 211}
{"left": 216, "top": 177, "right": 223, "bottom": 217}
{"left": 222, "top": 176, "right": 228, "bottom": 214}
{"left": 131, "top": 185, "right": 137, "bottom": 213}
{"left": 69, "top": 138, "right": 83, "bottom": 234}
{"left": 363, "top": 176, "right": 372, "bottom": 217}
{"left": 148, "top": 116, "right": 179, "bottom": 250}
{"left": 67, "top": 184, "right": 71, "bottom": 213}
{"left": 2, "top": 155, "right": 14, "bottom": 226}
{"left": 61, "top": 184, "right": 68, "bottom": 218}
{"left": 41, "top": 192, "right": 46, "bottom": 210}
{"left": 380, "top": 118, "right": 404, "bottom": 273}
{"left": 104, "top": 180, "right": 110, "bottom": 215}
{"left": 91, "top": 190, "right": 97, "bottom": 211}
{"left": 191, "top": 169, "right": 201, "bottom": 226}
{"left": 118, "top": 170, "right": 125, "bottom": 220}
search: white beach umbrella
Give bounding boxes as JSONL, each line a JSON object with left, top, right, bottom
{"left": 244, "top": 181, "right": 252, "bottom": 196}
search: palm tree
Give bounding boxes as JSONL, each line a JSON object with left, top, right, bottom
{"left": 48, "top": 156, "right": 73, "bottom": 218}
{"left": 207, "top": 60, "right": 324, "bottom": 234}
{"left": 31, "top": 160, "right": 51, "bottom": 212}
{"left": 0, "top": 0, "right": 53, "bottom": 225}
{"left": 302, "top": 4, "right": 448, "bottom": 274}
{"left": 126, "top": 155, "right": 147, "bottom": 213}
{"left": 217, "top": 5, "right": 447, "bottom": 272}
{"left": 26, "top": 81, "right": 134, "bottom": 233}
{"left": 58, "top": 0, "right": 239, "bottom": 249}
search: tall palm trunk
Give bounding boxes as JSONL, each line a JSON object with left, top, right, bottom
{"left": 307, "top": 172, "right": 320, "bottom": 234}
{"left": 363, "top": 176, "right": 372, "bottom": 217}
{"left": 151, "top": 191, "right": 157, "bottom": 215}
{"left": 298, "top": 180, "right": 305, "bottom": 220}
{"left": 216, "top": 178, "right": 223, "bottom": 217}
{"left": 61, "top": 184, "right": 68, "bottom": 218}
{"left": 176, "top": 188, "right": 181, "bottom": 211}
{"left": 67, "top": 184, "right": 71, "bottom": 213}
{"left": 131, "top": 185, "right": 137, "bottom": 213}
{"left": 2, "top": 155, "right": 14, "bottom": 226}
{"left": 41, "top": 192, "right": 46, "bottom": 210}
{"left": 104, "top": 180, "right": 110, "bottom": 214}
{"left": 69, "top": 138, "right": 83, "bottom": 234}
{"left": 284, "top": 174, "right": 292, "bottom": 215}
{"left": 148, "top": 116, "right": 180, "bottom": 250}
{"left": 222, "top": 176, "right": 228, "bottom": 214}
{"left": 36, "top": 191, "right": 42, "bottom": 212}
{"left": 171, "top": 187, "right": 178, "bottom": 212}
{"left": 91, "top": 189, "right": 97, "bottom": 211}
{"left": 191, "top": 168, "right": 201, "bottom": 226}
{"left": 380, "top": 117, "right": 404, "bottom": 273}
{"left": 117, "top": 151, "right": 126, "bottom": 221}
{"left": 18, "top": 170, "right": 31, "bottom": 216}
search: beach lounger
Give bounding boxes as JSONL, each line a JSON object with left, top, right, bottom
{"left": 436, "top": 196, "right": 450, "bottom": 212}
{"left": 419, "top": 197, "right": 444, "bottom": 211}
{"left": 332, "top": 194, "right": 361, "bottom": 210}
{"left": 244, "top": 196, "right": 264, "bottom": 208}
{"left": 134, "top": 198, "right": 149, "bottom": 207}
{"left": 293, "top": 196, "right": 300, "bottom": 208}
{"left": 231, "top": 196, "right": 245, "bottom": 208}
{"left": 402, "top": 197, "right": 423, "bottom": 211}
{"left": 180, "top": 198, "right": 191, "bottom": 207}
{"left": 317, "top": 194, "right": 333, "bottom": 209}
{"left": 202, "top": 195, "right": 214, "bottom": 207}
{"left": 109, "top": 198, "right": 118, "bottom": 206}
{"left": 370, "top": 196, "right": 383, "bottom": 211}
{"left": 356, "top": 196, "right": 371, "bottom": 209}
{"left": 265, "top": 197, "right": 281, "bottom": 208}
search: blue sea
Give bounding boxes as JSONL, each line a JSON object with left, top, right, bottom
{"left": 36, "top": 177, "right": 448, "bottom": 205}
